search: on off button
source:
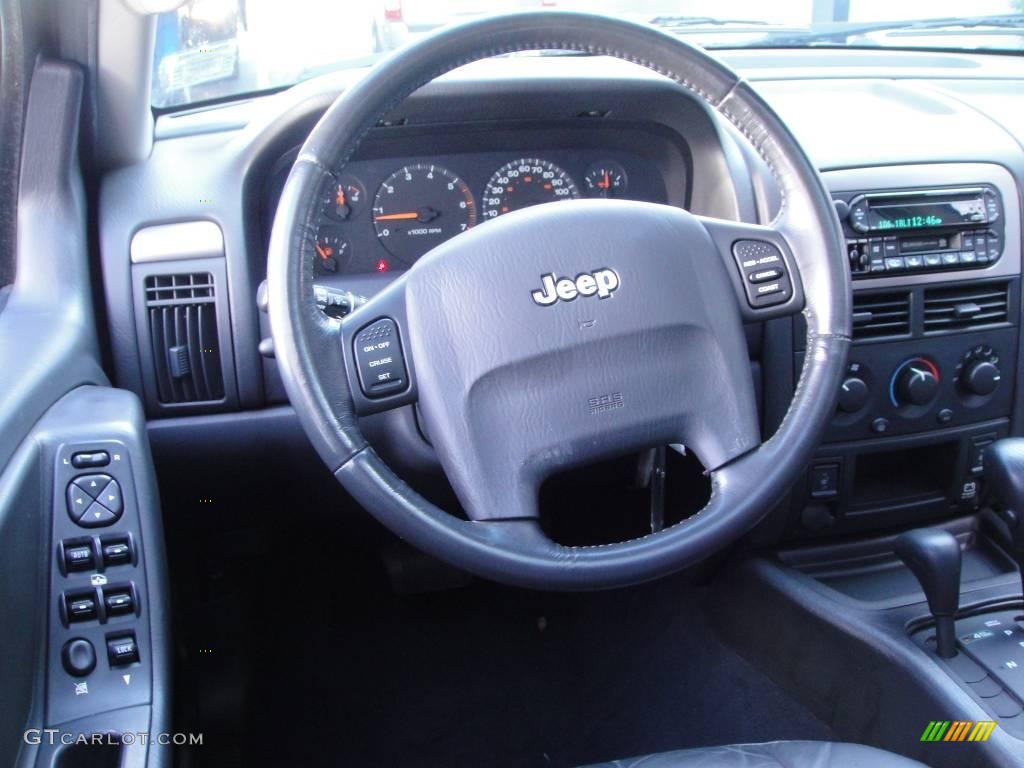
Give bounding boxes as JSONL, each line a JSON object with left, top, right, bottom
{"left": 353, "top": 318, "right": 408, "bottom": 398}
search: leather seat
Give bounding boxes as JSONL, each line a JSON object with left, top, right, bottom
{"left": 581, "top": 740, "right": 928, "bottom": 767}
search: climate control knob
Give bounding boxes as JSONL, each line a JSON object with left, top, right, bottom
{"left": 962, "top": 360, "right": 1001, "bottom": 396}
{"left": 838, "top": 376, "right": 869, "bottom": 413}
{"left": 892, "top": 358, "right": 940, "bottom": 407}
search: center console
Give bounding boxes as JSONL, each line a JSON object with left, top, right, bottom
{"left": 788, "top": 163, "right": 1022, "bottom": 538}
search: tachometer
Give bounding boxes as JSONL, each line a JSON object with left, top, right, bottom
{"left": 481, "top": 159, "right": 579, "bottom": 220}
{"left": 372, "top": 164, "right": 476, "bottom": 265}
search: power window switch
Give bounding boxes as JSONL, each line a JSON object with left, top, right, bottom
{"left": 101, "top": 538, "right": 132, "bottom": 567}
{"left": 106, "top": 633, "right": 140, "bottom": 667}
{"left": 65, "top": 593, "right": 98, "bottom": 623}
{"left": 63, "top": 543, "right": 95, "bottom": 573}
{"left": 103, "top": 588, "right": 135, "bottom": 616}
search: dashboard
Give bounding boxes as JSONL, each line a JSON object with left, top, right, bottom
{"left": 99, "top": 49, "right": 1024, "bottom": 548}
{"left": 261, "top": 122, "right": 678, "bottom": 277}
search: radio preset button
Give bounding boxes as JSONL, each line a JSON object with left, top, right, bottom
{"left": 904, "top": 255, "right": 924, "bottom": 269}
{"left": 942, "top": 253, "right": 960, "bottom": 266}
{"left": 884, "top": 257, "right": 905, "bottom": 271}
{"left": 923, "top": 254, "right": 943, "bottom": 268}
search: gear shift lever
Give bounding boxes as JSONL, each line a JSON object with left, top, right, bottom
{"left": 983, "top": 439, "right": 1024, "bottom": 594}
{"left": 895, "top": 528, "right": 961, "bottom": 658}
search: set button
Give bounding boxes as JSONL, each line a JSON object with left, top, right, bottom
{"left": 66, "top": 474, "right": 124, "bottom": 528}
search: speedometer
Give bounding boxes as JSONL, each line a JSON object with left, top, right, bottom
{"left": 481, "top": 159, "right": 579, "bottom": 220}
{"left": 372, "top": 164, "right": 476, "bottom": 265}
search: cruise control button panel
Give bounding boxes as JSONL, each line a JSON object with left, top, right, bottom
{"left": 731, "top": 240, "right": 794, "bottom": 308}
{"left": 353, "top": 318, "right": 408, "bottom": 397}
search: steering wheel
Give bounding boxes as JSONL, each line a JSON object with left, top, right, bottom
{"left": 268, "top": 12, "right": 851, "bottom": 590}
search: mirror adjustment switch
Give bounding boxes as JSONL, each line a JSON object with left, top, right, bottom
{"left": 353, "top": 318, "right": 408, "bottom": 397}
{"left": 107, "top": 633, "right": 140, "bottom": 667}
{"left": 72, "top": 451, "right": 110, "bottom": 468}
{"left": 65, "top": 593, "right": 98, "bottom": 623}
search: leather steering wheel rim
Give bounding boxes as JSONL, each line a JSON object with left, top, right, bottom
{"left": 267, "top": 12, "right": 852, "bottom": 590}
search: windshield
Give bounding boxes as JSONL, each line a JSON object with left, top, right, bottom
{"left": 151, "top": 0, "right": 1024, "bottom": 109}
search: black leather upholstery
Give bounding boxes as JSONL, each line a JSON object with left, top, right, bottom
{"left": 580, "top": 741, "right": 928, "bottom": 768}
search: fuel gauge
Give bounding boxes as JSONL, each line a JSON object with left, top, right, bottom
{"left": 314, "top": 229, "right": 351, "bottom": 275}
{"left": 584, "top": 161, "right": 628, "bottom": 199}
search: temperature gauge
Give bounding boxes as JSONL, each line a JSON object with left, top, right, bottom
{"left": 584, "top": 161, "right": 628, "bottom": 199}
{"left": 322, "top": 177, "right": 366, "bottom": 221}
{"left": 314, "top": 229, "right": 351, "bottom": 275}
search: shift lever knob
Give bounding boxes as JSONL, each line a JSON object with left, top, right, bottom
{"left": 984, "top": 439, "right": 1024, "bottom": 553}
{"left": 895, "top": 528, "right": 961, "bottom": 658}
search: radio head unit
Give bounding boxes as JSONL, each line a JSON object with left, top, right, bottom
{"left": 839, "top": 185, "right": 1004, "bottom": 279}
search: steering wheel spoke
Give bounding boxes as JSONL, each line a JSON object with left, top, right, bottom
{"left": 698, "top": 216, "right": 806, "bottom": 321}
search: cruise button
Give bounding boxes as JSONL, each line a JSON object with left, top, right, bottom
{"left": 354, "top": 318, "right": 408, "bottom": 398}
{"left": 748, "top": 268, "right": 782, "bottom": 284}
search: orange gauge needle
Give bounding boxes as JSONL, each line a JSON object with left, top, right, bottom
{"left": 600, "top": 171, "right": 610, "bottom": 190}
{"left": 373, "top": 212, "right": 420, "bottom": 222}
{"left": 335, "top": 187, "right": 347, "bottom": 207}
{"left": 315, "top": 243, "right": 333, "bottom": 260}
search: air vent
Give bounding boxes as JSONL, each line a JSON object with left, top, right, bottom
{"left": 852, "top": 291, "right": 911, "bottom": 340}
{"left": 923, "top": 282, "right": 1010, "bottom": 333}
{"left": 144, "top": 273, "right": 225, "bottom": 404}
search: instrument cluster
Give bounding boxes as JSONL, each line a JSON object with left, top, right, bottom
{"left": 309, "top": 150, "right": 665, "bottom": 276}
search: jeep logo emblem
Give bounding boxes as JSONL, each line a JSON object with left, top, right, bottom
{"left": 531, "top": 269, "right": 620, "bottom": 306}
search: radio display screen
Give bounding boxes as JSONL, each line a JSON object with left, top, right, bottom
{"left": 867, "top": 197, "right": 985, "bottom": 232}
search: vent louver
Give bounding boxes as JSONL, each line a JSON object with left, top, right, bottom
{"left": 923, "top": 283, "right": 1010, "bottom": 333}
{"left": 852, "top": 291, "right": 911, "bottom": 340}
{"left": 144, "top": 273, "right": 225, "bottom": 403}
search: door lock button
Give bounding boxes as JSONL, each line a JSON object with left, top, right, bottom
{"left": 107, "top": 633, "right": 140, "bottom": 667}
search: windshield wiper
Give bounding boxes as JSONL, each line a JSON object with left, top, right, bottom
{"left": 649, "top": 16, "right": 772, "bottom": 31}
{"left": 758, "top": 14, "right": 1024, "bottom": 47}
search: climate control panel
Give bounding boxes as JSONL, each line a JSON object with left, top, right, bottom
{"left": 806, "top": 326, "right": 1017, "bottom": 443}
